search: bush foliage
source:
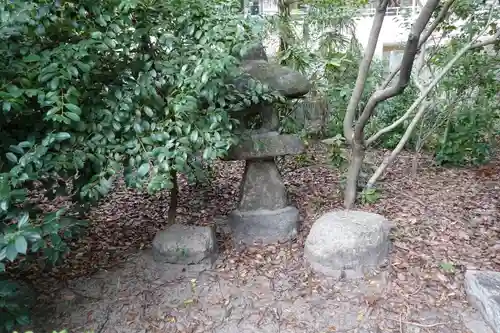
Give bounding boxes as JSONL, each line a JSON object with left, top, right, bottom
{"left": 272, "top": 0, "right": 499, "bottom": 166}
{"left": 0, "top": 0, "right": 274, "bottom": 330}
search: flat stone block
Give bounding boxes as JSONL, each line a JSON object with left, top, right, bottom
{"left": 228, "top": 206, "right": 299, "bottom": 245}
{"left": 152, "top": 224, "right": 217, "bottom": 265}
{"left": 465, "top": 270, "right": 500, "bottom": 333}
{"left": 304, "top": 210, "right": 391, "bottom": 279}
{"left": 226, "top": 132, "right": 305, "bottom": 160}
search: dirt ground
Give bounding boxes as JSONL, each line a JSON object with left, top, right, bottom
{"left": 14, "top": 143, "right": 500, "bottom": 332}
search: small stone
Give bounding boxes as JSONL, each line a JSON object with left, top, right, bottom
{"left": 152, "top": 224, "right": 217, "bottom": 265}
{"left": 304, "top": 210, "right": 392, "bottom": 279}
{"left": 464, "top": 270, "right": 500, "bottom": 333}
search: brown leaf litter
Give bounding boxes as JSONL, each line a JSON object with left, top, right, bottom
{"left": 6, "top": 142, "right": 500, "bottom": 332}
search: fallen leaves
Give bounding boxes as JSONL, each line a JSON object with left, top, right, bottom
{"left": 5, "top": 142, "right": 500, "bottom": 332}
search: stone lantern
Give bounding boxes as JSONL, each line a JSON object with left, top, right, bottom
{"left": 225, "top": 44, "right": 311, "bottom": 245}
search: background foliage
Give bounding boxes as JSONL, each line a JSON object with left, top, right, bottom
{"left": 269, "top": 0, "right": 499, "bottom": 167}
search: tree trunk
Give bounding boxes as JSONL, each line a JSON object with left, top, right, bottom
{"left": 167, "top": 169, "right": 178, "bottom": 225}
{"left": 344, "top": 140, "right": 365, "bottom": 209}
{"left": 380, "top": 0, "right": 456, "bottom": 89}
{"left": 342, "top": 0, "right": 389, "bottom": 209}
{"left": 343, "top": 0, "right": 389, "bottom": 143}
{"left": 278, "top": 0, "right": 291, "bottom": 66}
{"left": 302, "top": 19, "right": 310, "bottom": 48}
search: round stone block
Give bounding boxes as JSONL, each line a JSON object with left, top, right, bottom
{"left": 304, "top": 210, "right": 392, "bottom": 279}
{"left": 152, "top": 224, "right": 217, "bottom": 265}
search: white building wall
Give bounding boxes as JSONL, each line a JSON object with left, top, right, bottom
{"left": 258, "top": 0, "right": 423, "bottom": 64}
{"left": 354, "top": 14, "right": 411, "bottom": 59}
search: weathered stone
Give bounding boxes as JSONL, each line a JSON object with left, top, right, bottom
{"left": 304, "top": 210, "right": 392, "bottom": 279}
{"left": 238, "top": 160, "right": 288, "bottom": 211}
{"left": 465, "top": 270, "right": 500, "bottom": 333}
{"left": 241, "top": 60, "right": 311, "bottom": 98}
{"left": 461, "top": 308, "right": 495, "bottom": 333}
{"left": 226, "top": 132, "right": 305, "bottom": 160}
{"left": 228, "top": 206, "right": 299, "bottom": 245}
{"left": 230, "top": 104, "right": 279, "bottom": 132}
{"left": 152, "top": 224, "right": 217, "bottom": 265}
{"left": 240, "top": 43, "right": 268, "bottom": 61}
{"left": 293, "top": 97, "right": 329, "bottom": 135}
{"left": 258, "top": 104, "right": 280, "bottom": 131}
{"left": 223, "top": 44, "right": 307, "bottom": 248}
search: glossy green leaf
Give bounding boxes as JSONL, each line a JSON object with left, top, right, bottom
{"left": 0, "top": 175, "right": 9, "bottom": 201}
{"left": 15, "top": 236, "right": 28, "bottom": 255}
{"left": 3, "top": 101, "right": 11, "bottom": 112}
{"left": 17, "top": 213, "right": 29, "bottom": 229}
{"left": 0, "top": 247, "right": 6, "bottom": 261}
{"left": 65, "top": 112, "right": 81, "bottom": 122}
{"left": 190, "top": 130, "right": 199, "bottom": 143}
{"left": 23, "top": 54, "right": 41, "bottom": 62}
{"left": 137, "top": 163, "right": 150, "bottom": 177}
{"left": 65, "top": 103, "right": 82, "bottom": 114}
{"left": 5, "top": 243, "right": 17, "bottom": 262}
{"left": 9, "top": 145, "right": 24, "bottom": 155}
{"left": 54, "top": 132, "right": 71, "bottom": 141}
{"left": 5, "top": 153, "right": 17, "bottom": 163}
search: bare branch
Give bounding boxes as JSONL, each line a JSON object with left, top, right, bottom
{"left": 367, "top": 20, "right": 497, "bottom": 186}
{"left": 353, "top": 0, "right": 441, "bottom": 140}
{"left": 366, "top": 29, "right": 500, "bottom": 146}
{"left": 367, "top": 101, "right": 430, "bottom": 188}
{"left": 343, "top": 0, "right": 389, "bottom": 144}
{"left": 381, "top": 0, "right": 456, "bottom": 88}
{"left": 418, "top": 93, "right": 464, "bottom": 147}
{"left": 471, "top": 29, "right": 500, "bottom": 49}
{"left": 413, "top": 41, "right": 427, "bottom": 92}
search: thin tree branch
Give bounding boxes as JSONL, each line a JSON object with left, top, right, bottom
{"left": 381, "top": 0, "right": 456, "bottom": 89}
{"left": 418, "top": 94, "right": 462, "bottom": 147}
{"left": 413, "top": 39, "right": 427, "bottom": 92}
{"left": 472, "top": 29, "right": 500, "bottom": 48}
{"left": 353, "top": 0, "right": 441, "bottom": 141}
{"left": 367, "top": 100, "right": 430, "bottom": 188}
{"left": 343, "top": 0, "right": 389, "bottom": 144}
{"left": 366, "top": 29, "right": 500, "bottom": 146}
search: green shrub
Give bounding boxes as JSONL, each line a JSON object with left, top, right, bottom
{"left": 433, "top": 51, "right": 500, "bottom": 165}
{"left": 1, "top": 0, "right": 270, "bottom": 330}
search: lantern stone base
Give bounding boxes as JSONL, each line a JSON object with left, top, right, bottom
{"left": 228, "top": 206, "right": 299, "bottom": 245}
